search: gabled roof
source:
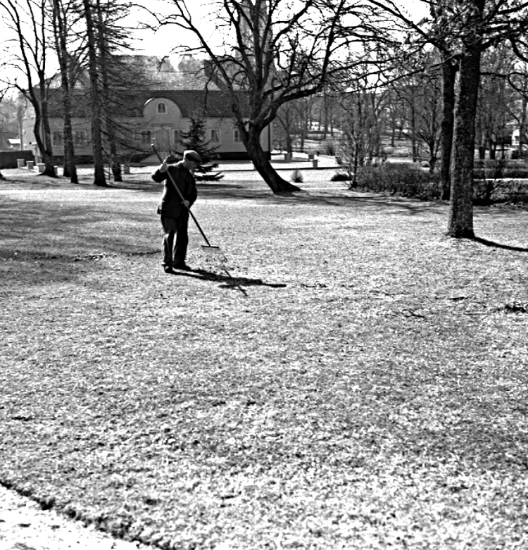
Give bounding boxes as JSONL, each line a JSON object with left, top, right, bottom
{"left": 44, "top": 54, "right": 252, "bottom": 120}
{"left": 143, "top": 90, "right": 250, "bottom": 118}
{"left": 47, "top": 89, "right": 250, "bottom": 119}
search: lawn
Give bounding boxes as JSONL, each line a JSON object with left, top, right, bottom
{"left": 1, "top": 167, "right": 527, "bottom": 550}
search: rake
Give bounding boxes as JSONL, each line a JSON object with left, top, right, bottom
{"left": 151, "top": 143, "right": 223, "bottom": 257}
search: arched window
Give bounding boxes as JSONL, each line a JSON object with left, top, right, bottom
{"left": 157, "top": 102, "right": 167, "bottom": 114}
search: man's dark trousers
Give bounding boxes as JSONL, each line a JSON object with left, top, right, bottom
{"left": 161, "top": 211, "right": 189, "bottom": 266}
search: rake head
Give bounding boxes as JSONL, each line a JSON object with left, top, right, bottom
{"left": 201, "top": 244, "right": 228, "bottom": 264}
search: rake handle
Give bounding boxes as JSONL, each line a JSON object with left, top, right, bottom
{"left": 151, "top": 144, "right": 212, "bottom": 247}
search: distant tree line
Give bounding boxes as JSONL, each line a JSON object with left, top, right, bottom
{"left": 0, "top": 0, "right": 145, "bottom": 186}
{"left": 2, "top": 0, "right": 528, "bottom": 237}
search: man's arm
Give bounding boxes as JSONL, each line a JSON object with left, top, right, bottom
{"left": 151, "top": 162, "right": 168, "bottom": 183}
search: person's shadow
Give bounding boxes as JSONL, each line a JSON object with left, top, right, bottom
{"left": 168, "top": 267, "right": 287, "bottom": 293}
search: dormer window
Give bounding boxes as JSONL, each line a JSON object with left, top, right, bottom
{"left": 157, "top": 102, "right": 167, "bottom": 114}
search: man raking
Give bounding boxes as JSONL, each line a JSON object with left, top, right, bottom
{"left": 152, "top": 150, "right": 201, "bottom": 273}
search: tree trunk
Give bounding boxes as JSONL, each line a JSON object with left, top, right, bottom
{"left": 83, "top": 0, "right": 107, "bottom": 187}
{"left": 448, "top": 37, "right": 483, "bottom": 238}
{"left": 111, "top": 157, "right": 122, "bottom": 182}
{"left": 53, "top": 0, "right": 78, "bottom": 184}
{"left": 440, "top": 58, "right": 456, "bottom": 200}
{"left": 33, "top": 103, "right": 56, "bottom": 177}
{"left": 96, "top": 0, "right": 122, "bottom": 183}
{"left": 285, "top": 132, "right": 293, "bottom": 154}
{"left": 62, "top": 108, "right": 78, "bottom": 183}
{"left": 59, "top": 72, "right": 78, "bottom": 183}
{"left": 245, "top": 129, "right": 300, "bottom": 193}
{"left": 519, "top": 96, "right": 527, "bottom": 156}
{"left": 429, "top": 155, "right": 437, "bottom": 173}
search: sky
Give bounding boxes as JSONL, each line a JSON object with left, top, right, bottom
{"left": 0, "top": 0, "right": 430, "bottom": 88}
{"left": 127, "top": 0, "right": 429, "bottom": 56}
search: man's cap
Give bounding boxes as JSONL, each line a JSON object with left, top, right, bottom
{"left": 184, "top": 150, "right": 202, "bottom": 163}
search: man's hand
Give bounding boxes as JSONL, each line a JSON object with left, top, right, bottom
{"left": 182, "top": 200, "right": 190, "bottom": 208}
{"left": 159, "top": 162, "right": 168, "bottom": 173}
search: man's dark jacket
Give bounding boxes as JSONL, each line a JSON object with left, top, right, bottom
{"left": 152, "top": 162, "right": 198, "bottom": 218}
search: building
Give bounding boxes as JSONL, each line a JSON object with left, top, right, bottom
{"left": 20, "top": 56, "right": 272, "bottom": 162}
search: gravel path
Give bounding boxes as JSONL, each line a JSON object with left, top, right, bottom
{"left": 0, "top": 486, "right": 147, "bottom": 550}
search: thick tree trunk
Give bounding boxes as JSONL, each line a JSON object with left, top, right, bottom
{"left": 96, "top": 0, "right": 122, "bottom": 184}
{"left": 33, "top": 106, "right": 56, "bottom": 178}
{"left": 448, "top": 40, "right": 482, "bottom": 238}
{"left": 62, "top": 113, "right": 78, "bottom": 183}
{"left": 245, "top": 129, "right": 300, "bottom": 193}
{"left": 440, "top": 59, "right": 456, "bottom": 200}
{"left": 111, "top": 158, "right": 122, "bottom": 182}
{"left": 285, "top": 132, "right": 293, "bottom": 154}
{"left": 59, "top": 72, "right": 78, "bottom": 183}
{"left": 83, "top": 0, "right": 107, "bottom": 187}
{"left": 53, "top": 0, "right": 78, "bottom": 184}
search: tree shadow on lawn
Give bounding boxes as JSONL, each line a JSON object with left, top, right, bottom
{"left": 0, "top": 202, "right": 159, "bottom": 262}
{"left": 167, "top": 266, "right": 287, "bottom": 290}
{"left": 472, "top": 236, "right": 528, "bottom": 253}
{"left": 196, "top": 185, "right": 447, "bottom": 214}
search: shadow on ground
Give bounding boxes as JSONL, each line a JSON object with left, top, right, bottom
{"left": 167, "top": 267, "right": 287, "bottom": 291}
{"left": 472, "top": 236, "right": 528, "bottom": 253}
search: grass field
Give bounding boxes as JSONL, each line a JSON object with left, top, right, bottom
{"left": 1, "top": 167, "right": 528, "bottom": 549}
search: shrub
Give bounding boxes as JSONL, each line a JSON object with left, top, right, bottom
{"left": 352, "top": 163, "right": 441, "bottom": 200}
{"left": 290, "top": 169, "right": 304, "bottom": 183}
{"left": 474, "top": 178, "right": 528, "bottom": 205}
{"left": 473, "top": 159, "right": 528, "bottom": 179}
{"left": 323, "top": 141, "right": 336, "bottom": 156}
{"left": 330, "top": 171, "right": 352, "bottom": 182}
{"left": 511, "top": 149, "right": 528, "bottom": 160}
{"left": 473, "top": 159, "right": 528, "bottom": 204}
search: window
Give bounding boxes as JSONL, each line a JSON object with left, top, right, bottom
{"left": 234, "top": 128, "right": 241, "bottom": 143}
{"left": 157, "top": 102, "right": 167, "bottom": 114}
{"left": 211, "top": 129, "right": 220, "bottom": 143}
{"left": 140, "top": 130, "right": 151, "bottom": 145}
{"left": 174, "top": 129, "right": 180, "bottom": 144}
{"left": 74, "top": 130, "right": 87, "bottom": 146}
{"left": 52, "top": 131, "right": 63, "bottom": 145}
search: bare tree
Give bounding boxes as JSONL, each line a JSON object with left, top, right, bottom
{"left": 81, "top": 0, "right": 106, "bottom": 186}
{"left": 446, "top": 0, "right": 486, "bottom": 238}
{"left": 319, "top": 87, "right": 339, "bottom": 140}
{"left": 508, "top": 64, "right": 528, "bottom": 155}
{"left": 1, "top": 0, "right": 57, "bottom": 177}
{"left": 368, "top": 0, "right": 528, "bottom": 238}
{"left": 151, "top": 0, "right": 394, "bottom": 193}
{"left": 275, "top": 101, "right": 297, "bottom": 154}
{"left": 0, "top": 89, "right": 7, "bottom": 180}
{"left": 339, "top": 68, "right": 388, "bottom": 186}
{"left": 51, "top": 0, "right": 83, "bottom": 183}
{"left": 94, "top": 0, "right": 136, "bottom": 183}
{"left": 389, "top": 54, "right": 443, "bottom": 171}
{"left": 476, "top": 47, "right": 515, "bottom": 161}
